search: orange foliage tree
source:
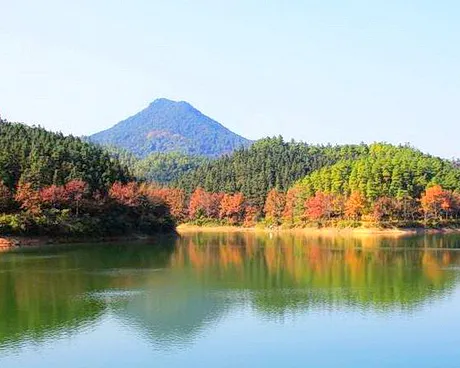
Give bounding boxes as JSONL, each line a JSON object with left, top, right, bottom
{"left": 243, "top": 206, "right": 260, "bottom": 227}
{"left": 283, "top": 187, "right": 302, "bottom": 224}
{"left": 304, "top": 191, "right": 334, "bottom": 220}
{"left": 37, "top": 180, "right": 90, "bottom": 215}
{"left": 420, "top": 185, "right": 458, "bottom": 220}
{"left": 345, "top": 191, "right": 366, "bottom": 220}
{"left": 219, "top": 192, "right": 245, "bottom": 224}
{"left": 109, "top": 182, "right": 140, "bottom": 207}
{"left": 188, "top": 188, "right": 223, "bottom": 219}
{"left": 141, "top": 185, "right": 186, "bottom": 220}
{"left": 15, "top": 182, "right": 41, "bottom": 214}
{"left": 264, "top": 189, "right": 285, "bottom": 225}
{"left": 159, "top": 188, "right": 186, "bottom": 220}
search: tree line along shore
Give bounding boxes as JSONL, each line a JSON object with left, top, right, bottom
{"left": 1, "top": 120, "right": 460, "bottom": 241}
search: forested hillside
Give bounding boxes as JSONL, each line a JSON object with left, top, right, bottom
{"left": 2, "top": 119, "right": 458, "bottom": 232}
{"left": 267, "top": 143, "right": 460, "bottom": 226}
{"left": 156, "top": 141, "right": 460, "bottom": 228}
{"left": 106, "top": 146, "right": 208, "bottom": 184}
{"left": 0, "top": 121, "right": 129, "bottom": 190}
{"left": 0, "top": 120, "right": 174, "bottom": 236}
{"left": 175, "top": 137, "right": 368, "bottom": 207}
{"left": 297, "top": 143, "right": 460, "bottom": 199}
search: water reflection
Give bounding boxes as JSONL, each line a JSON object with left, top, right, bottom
{"left": 1, "top": 232, "right": 460, "bottom": 353}
{"left": 0, "top": 238, "right": 176, "bottom": 351}
{"left": 172, "top": 233, "right": 460, "bottom": 314}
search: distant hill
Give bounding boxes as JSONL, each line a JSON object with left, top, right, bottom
{"left": 175, "top": 138, "right": 460, "bottom": 212}
{"left": 105, "top": 146, "right": 208, "bottom": 184}
{"left": 90, "top": 98, "right": 252, "bottom": 157}
{"left": 175, "top": 137, "right": 369, "bottom": 207}
{"left": 0, "top": 120, "right": 129, "bottom": 190}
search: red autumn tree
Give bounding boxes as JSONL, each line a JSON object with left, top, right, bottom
{"left": 345, "top": 191, "right": 366, "bottom": 220}
{"left": 264, "top": 189, "right": 285, "bottom": 225}
{"left": 15, "top": 182, "right": 41, "bottom": 214}
{"left": 304, "top": 191, "right": 333, "bottom": 220}
{"left": 209, "top": 193, "right": 224, "bottom": 219}
{"left": 373, "top": 197, "right": 398, "bottom": 222}
{"left": 188, "top": 188, "right": 206, "bottom": 219}
{"left": 139, "top": 184, "right": 185, "bottom": 220}
{"left": 188, "top": 188, "right": 223, "bottom": 219}
{"left": 109, "top": 182, "right": 140, "bottom": 207}
{"left": 219, "top": 192, "right": 245, "bottom": 224}
{"left": 65, "top": 180, "right": 89, "bottom": 215}
{"left": 160, "top": 188, "right": 186, "bottom": 220}
{"left": 40, "top": 184, "right": 68, "bottom": 208}
{"left": 283, "top": 187, "right": 301, "bottom": 223}
{"left": 243, "top": 205, "right": 260, "bottom": 227}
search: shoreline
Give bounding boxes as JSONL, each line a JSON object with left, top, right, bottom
{"left": 177, "top": 224, "right": 460, "bottom": 237}
{"left": 0, "top": 232, "right": 178, "bottom": 251}
{"left": 2, "top": 225, "right": 460, "bottom": 251}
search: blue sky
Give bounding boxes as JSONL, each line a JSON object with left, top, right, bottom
{"left": 1, "top": 0, "right": 459, "bottom": 158}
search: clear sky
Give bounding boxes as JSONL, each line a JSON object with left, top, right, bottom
{"left": 1, "top": 0, "right": 459, "bottom": 158}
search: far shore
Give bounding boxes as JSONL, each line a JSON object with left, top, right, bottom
{"left": 177, "top": 223, "right": 460, "bottom": 237}
{"left": 0, "top": 232, "right": 178, "bottom": 251}
{"left": 2, "top": 224, "right": 460, "bottom": 251}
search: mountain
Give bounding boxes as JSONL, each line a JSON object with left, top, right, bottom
{"left": 90, "top": 98, "right": 252, "bottom": 157}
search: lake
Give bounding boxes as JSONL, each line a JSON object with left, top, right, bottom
{"left": 1, "top": 231, "right": 460, "bottom": 367}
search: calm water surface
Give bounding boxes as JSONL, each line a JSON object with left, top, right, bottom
{"left": 1, "top": 232, "right": 460, "bottom": 367}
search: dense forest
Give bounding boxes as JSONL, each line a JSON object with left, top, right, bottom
{"left": 0, "top": 120, "right": 174, "bottom": 236}
{"left": 2, "top": 120, "right": 459, "bottom": 235}
{"left": 175, "top": 137, "right": 368, "bottom": 208}
{"left": 154, "top": 141, "right": 460, "bottom": 228}
{"left": 106, "top": 146, "right": 208, "bottom": 184}
{"left": 0, "top": 121, "right": 130, "bottom": 190}
{"left": 281, "top": 144, "right": 460, "bottom": 226}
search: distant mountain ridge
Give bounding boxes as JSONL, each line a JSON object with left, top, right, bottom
{"left": 90, "top": 98, "right": 252, "bottom": 157}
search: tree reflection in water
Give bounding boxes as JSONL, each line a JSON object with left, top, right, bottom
{"left": 0, "top": 232, "right": 459, "bottom": 350}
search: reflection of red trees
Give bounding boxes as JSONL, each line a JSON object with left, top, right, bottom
{"left": 171, "top": 234, "right": 458, "bottom": 291}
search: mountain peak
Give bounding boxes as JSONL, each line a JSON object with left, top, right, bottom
{"left": 149, "top": 98, "right": 190, "bottom": 106}
{"left": 90, "top": 99, "right": 252, "bottom": 157}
